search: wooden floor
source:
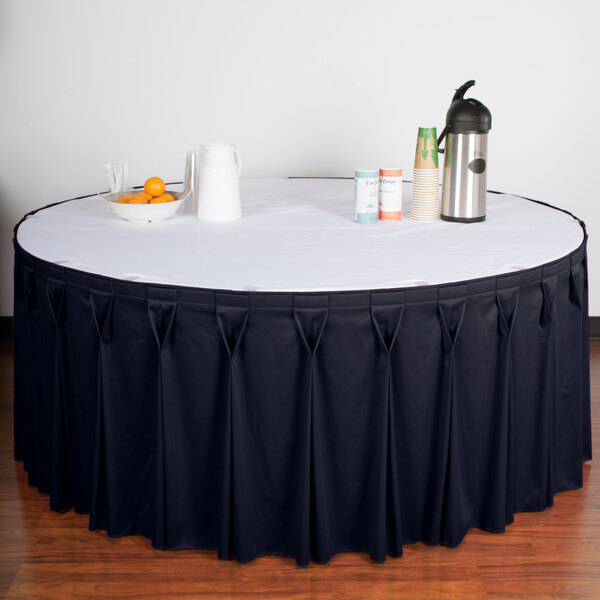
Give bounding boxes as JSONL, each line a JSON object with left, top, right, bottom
{"left": 1, "top": 337, "right": 598, "bottom": 600}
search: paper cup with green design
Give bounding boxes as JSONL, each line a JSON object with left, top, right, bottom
{"left": 413, "top": 127, "right": 439, "bottom": 169}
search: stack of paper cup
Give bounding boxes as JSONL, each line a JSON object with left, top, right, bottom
{"left": 412, "top": 127, "right": 440, "bottom": 221}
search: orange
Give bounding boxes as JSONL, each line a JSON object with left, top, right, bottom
{"left": 144, "top": 177, "right": 166, "bottom": 198}
{"left": 117, "top": 196, "right": 131, "bottom": 204}
{"left": 137, "top": 192, "right": 152, "bottom": 201}
{"left": 129, "top": 195, "right": 148, "bottom": 204}
{"left": 149, "top": 196, "right": 168, "bottom": 204}
{"left": 157, "top": 193, "right": 175, "bottom": 203}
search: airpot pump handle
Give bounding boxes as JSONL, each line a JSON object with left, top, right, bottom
{"left": 452, "top": 79, "right": 476, "bottom": 102}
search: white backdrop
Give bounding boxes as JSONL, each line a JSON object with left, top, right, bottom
{"left": 1, "top": 0, "right": 598, "bottom": 315}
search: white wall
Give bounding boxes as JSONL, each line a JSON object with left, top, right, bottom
{"left": 1, "top": 0, "right": 598, "bottom": 314}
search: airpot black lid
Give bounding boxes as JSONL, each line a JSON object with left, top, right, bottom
{"left": 444, "top": 80, "right": 491, "bottom": 133}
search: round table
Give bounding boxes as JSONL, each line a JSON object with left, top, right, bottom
{"left": 13, "top": 178, "right": 591, "bottom": 566}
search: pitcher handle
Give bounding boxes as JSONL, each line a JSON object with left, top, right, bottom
{"left": 234, "top": 149, "right": 242, "bottom": 177}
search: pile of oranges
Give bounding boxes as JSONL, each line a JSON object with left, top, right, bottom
{"left": 118, "top": 177, "right": 175, "bottom": 204}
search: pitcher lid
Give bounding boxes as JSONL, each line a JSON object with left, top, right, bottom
{"left": 201, "top": 143, "right": 237, "bottom": 162}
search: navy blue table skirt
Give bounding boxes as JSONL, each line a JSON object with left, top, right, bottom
{"left": 13, "top": 199, "right": 591, "bottom": 566}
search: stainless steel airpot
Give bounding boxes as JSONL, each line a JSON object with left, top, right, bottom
{"left": 438, "top": 80, "right": 492, "bottom": 223}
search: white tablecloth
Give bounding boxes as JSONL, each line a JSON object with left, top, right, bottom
{"left": 17, "top": 177, "right": 584, "bottom": 292}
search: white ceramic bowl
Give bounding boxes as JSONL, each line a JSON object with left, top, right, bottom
{"left": 100, "top": 190, "right": 189, "bottom": 223}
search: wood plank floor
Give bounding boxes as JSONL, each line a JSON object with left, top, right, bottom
{"left": 1, "top": 337, "right": 598, "bottom": 599}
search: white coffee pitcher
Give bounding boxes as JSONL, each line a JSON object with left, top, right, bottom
{"left": 196, "top": 143, "right": 242, "bottom": 221}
